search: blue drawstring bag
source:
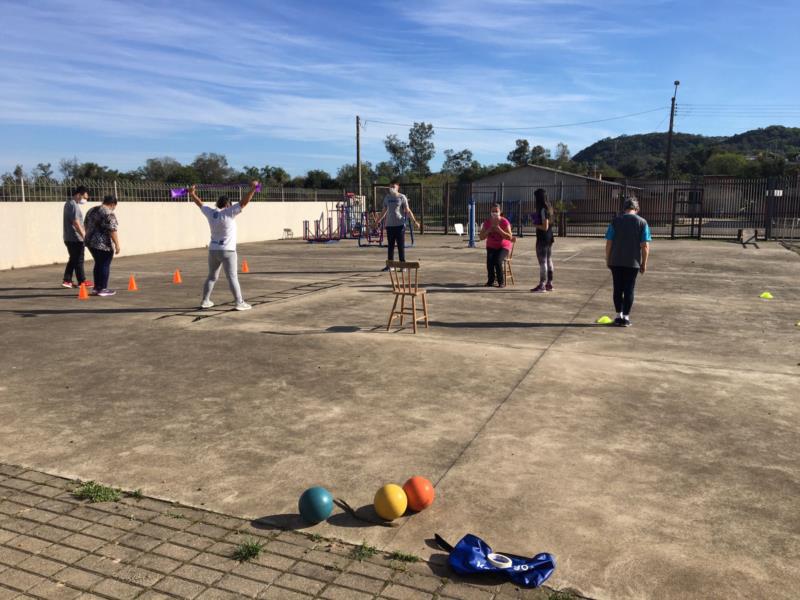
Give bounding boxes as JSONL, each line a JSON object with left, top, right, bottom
{"left": 435, "top": 533, "right": 556, "bottom": 588}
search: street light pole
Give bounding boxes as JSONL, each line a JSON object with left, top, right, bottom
{"left": 665, "top": 80, "right": 680, "bottom": 180}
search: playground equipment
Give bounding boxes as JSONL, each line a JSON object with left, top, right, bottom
{"left": 303, "top": 194, "right": 365, "bottom": 243}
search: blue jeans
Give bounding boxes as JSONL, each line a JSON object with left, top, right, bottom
{"left": 88, "top": 247, "right": 114, "bottom": 290}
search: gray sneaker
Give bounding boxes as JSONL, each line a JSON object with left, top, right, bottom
{"left": 200, "top": 299, "right": 214, "bottom": 309}
{"left": 97, "top": 289, "right": 116, "bottom": 297}
{"left": 235, "top": 302, "right": 252, "bottom": 311}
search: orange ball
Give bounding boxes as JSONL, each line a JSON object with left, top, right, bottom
{"left": 402, "top": 476, "right": 435, "bottom": 512}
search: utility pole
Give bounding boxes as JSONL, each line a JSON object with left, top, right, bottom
{"left": 665, "top": 80, "right": 680, "bottom": 180}
{"left": 356, "top": 115, "right": 362, "bottom": 197}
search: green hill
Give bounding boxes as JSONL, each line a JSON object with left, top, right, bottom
{"left": 573, "top": 125, "right": 800, "bottom": 178}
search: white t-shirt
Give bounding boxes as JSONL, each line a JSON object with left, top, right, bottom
{"left": 200, "top": 204, "right": 242, "bottom": 251}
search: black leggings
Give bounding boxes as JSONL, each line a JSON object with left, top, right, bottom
{"left": 486, "top": 247, "right": 509, "bottom": 285}
{"left": 63, "top": 241, "right": 86, "bottom": 283}
{"left": 610, "top": 266, "right": 639, "bottom": 315}
{"left": 386, "top": 225, "right": 405, "bottom": 261}
{"left": 88, "top": 247, "right": 114, "bottom": 290}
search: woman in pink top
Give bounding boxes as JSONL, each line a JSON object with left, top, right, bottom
{"left": 478, "top": 202, "right": 514, "bottom": 287}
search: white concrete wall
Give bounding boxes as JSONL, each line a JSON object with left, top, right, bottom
{"left": 0, "top": 201, "right": 329, "bottom": 270}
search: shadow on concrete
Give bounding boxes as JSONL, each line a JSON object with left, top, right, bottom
{"left": 327, "top": 503, "right": 398, "bottom": 529}
{"left": 0, "top": 293, "right": 75, "bottom": 299}
{"left": 428, "top": 320, "right": 601, "bottom": 329}
{"left": 260, "top": 325, "right": 379, "bottom": 336}
{"left": 250, "top": 513, "right": 312, "bottom": 531}
{"left": 247, "top": 270, "right": 368, "bottom": 275}
{"left": 3, "top": 307, "right": 192, "bottom": 317}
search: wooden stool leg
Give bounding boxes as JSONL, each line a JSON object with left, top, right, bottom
{"left": 508, "top": 262, "right": 514, "bottom": 285}
{"left": 422, "top": 294, "right": 429, "bottom": 328}
{"left": 412, "top": 297, "right": 418, "bottom": 334}
{"left": 387, "top": 294, "right": 399, "bottom": 331}
{"left": 399, "top": 295, "right": 405, "bottom": 326}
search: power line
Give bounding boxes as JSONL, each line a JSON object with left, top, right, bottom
{"left": 363, "top": 106, "right": 667, "bottom": 132}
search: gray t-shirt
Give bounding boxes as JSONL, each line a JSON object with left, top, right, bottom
{"left": 605, "top": 213, "right": 652, "bottom": 268}
{"left": 63, "top": 199, "right": 83, "bottom": 242}
{"left": 383, "top": 193, "right": 408, "bottom": 227}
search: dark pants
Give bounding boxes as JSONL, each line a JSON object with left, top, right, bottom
{"left": 486, "top": 247, "right": 509, "bottom": 285}
{"left": 63, "top": 241, "right": 86, "bottom": 284}
{"left": 88, "top": 247, "right": 114, "bottom": 290}
{"left": 610, "top": 266, "right": 639, "bottom": 315}
{"left": 386, "top": 225, "right": 405, "bottom": 262}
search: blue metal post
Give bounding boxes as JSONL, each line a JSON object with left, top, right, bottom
{"left": 468, "top": 197, "right": 476, "bottom": 248}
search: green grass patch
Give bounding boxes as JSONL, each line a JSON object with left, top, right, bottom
{"left": 73, "top": 481, "right": 122, "bottom": 503}
{"left": 232, "top": 538, "right": 264, "bottom": 562}
{"left": 388, "top": 550, "right": 420, "bottom": 563}
{"left": 127, "top": 489, "right": 143, "bottom": 500}
{"left": 309, "top": 533, "right": 324, "bottom": 543}
{"left": 165, "top": 511, "right": 186, "bottom": 519}
{"left": 351, "top": 542, "right": 378, "bottom": 561}
{"left": 548, "top": 591, "right": 580, "bottom": 600}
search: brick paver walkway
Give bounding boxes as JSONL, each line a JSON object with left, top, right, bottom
{"left": 0, "top": 465, "right": 580, "bottom": 600}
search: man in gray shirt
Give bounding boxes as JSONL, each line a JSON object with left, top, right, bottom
{"left": 62, "top": 186, "right": 91, "bottom": 288}
{"left": 605, "top": 197, "right": 651, "bottom": 326}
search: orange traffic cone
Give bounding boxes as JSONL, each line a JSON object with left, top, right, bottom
{"left": 241, "top": 259, "right": 250, "bottom": 273}
{"left": 77, "top": 283, "right": 89, "bottom": 300}
{"left": 128, "top": 274, "right": 138, "bottom": 291}
{"left": 172, "top": 269, "right": 182, "bottom": 284}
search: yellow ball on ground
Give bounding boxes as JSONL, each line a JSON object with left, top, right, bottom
{"left": 373, "top": 483, "right": 408, "bottom": 520}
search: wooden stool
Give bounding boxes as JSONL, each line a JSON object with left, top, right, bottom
{"left": 503, "top": 237, "right": 517, "bottom": 285}
{"left": 386, "top": 261, "right": 429, "bottom": 333}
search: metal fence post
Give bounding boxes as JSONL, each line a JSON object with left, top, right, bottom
{"left": 468, "top": 197, "right": 476, "bottom": 248}
{"left": 420, "top": 183, "right": 425, "bottom": 234}
{"left": 20, "top": 176, "right": 25, "bottom": 202}
{"left": 444, "top": 181, "right": 450, "bottom": 234}
{"left": 114, "top": 180, "right": 118, "bottom": 200}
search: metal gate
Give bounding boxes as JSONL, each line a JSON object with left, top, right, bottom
{"left": 671, "top": 187, "right": 704, "bottom": 239}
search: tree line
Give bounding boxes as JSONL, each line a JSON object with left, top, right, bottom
{"left": 5, "top": 124, "right": 799, "bottom": 190}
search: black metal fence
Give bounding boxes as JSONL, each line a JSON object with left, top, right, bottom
{"left": 0, "top": 178, "right": 345, "bottom": 203}
{"left": 372, "top": 177, "right": 800, "bottom": 241}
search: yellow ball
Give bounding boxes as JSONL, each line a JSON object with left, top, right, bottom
{"left": 374, "top": 483, "right": 408, "bottom": 520}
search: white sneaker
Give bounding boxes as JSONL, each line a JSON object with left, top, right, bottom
{"left": 200, "top": 299, "right": 214, "bottom": 309}
{"left": 235, "top": 302, "right": 252, "bottom": 311}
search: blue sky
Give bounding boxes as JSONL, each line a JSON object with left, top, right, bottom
{"left": 2, "top": 0, "right": 799, "bottom": 177}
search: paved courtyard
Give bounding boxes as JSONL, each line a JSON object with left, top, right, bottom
{"left": 0, "top": 235, "right": 798, "bottom": 599}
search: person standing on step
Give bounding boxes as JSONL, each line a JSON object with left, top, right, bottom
{"left": 84, "top": 195, "right": 120, "bottom": 296}
{"left": 479, "top": 202, "right": 513, "bottom": 287}
{"left": 605, "top": 196, "right": 651, "bottom": 327}
{"left": 62, "top": 185, "right": 92, "bottom": 289}
{"left": 189, "top": 181, "right": 259, "bottom": 311}
{"left": 531, "top": 188, "right": 555, "bottom": 293}
{"left": 375, "top": 180, "right": 420, "bottom": 271}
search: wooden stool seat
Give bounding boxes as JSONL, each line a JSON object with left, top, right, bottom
{"left": 386, "top": 261, "right": 429, "bottom": 333}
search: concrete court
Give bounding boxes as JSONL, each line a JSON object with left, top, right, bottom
{"left": 0, "top": 235, "right": 798, "bottom": 600}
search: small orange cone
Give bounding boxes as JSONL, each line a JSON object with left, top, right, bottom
{"left": 77, "top": 283, "right": 89, "bottom": 300}
{"left": 128, "top": 274, "right": 138, "bottom": 291}
{"left": 172, "top": 269, "right": 182, "bottom": 284}
{"left": 241, "top": 259, "right": 250, "bottom": 273}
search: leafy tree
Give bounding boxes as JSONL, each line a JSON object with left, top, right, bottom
{"left": 335, "top": 162, "right": 375, "bottom": 191}
{"left": 12, "top": 164, "right": 26, "bottom": 182}
{"left": 374, "top": 161, "right": 396, "bottom": 183}
{"left": 441, "top": 149, "right": 474, "bottom": 177}
{"left": 530, "top": 145, "right": 550, "bottom": 165}
{"left": 289, "top": 176, "right": 306, "bottom": 188}
{"left": 303, "top": 169, "right": 335, "bottom": 189}
{"left": 704, "top": 152, "right": 748, "bottom": 176}
{"left": 139, "top": 157, "right": 187, "bottom": 181}
{"left": 554, "top": 143, "right": 570, "bottom": 164}
{"left": 59, "top": 157, "right": 80, "bottom": 179}
{"left": 384, "top": 134, "right": 411, "bottom": 176}
{"left": 32, "top": 163, "right": 54, "bottom": 181}
{"left": 408, "top": 122, "right": 435, "bottom": 177}
{"left": 266, "top": 167, "right": 291, "bottom": 186}
{"left": 191, "top": 153, "right": 233, "bottom": 183}
{"left": 507, "top": 139, "right": 531, "bottom": 166}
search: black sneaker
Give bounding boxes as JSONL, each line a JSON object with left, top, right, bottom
{"left": 381, "top": 266, "right": 390, "bottom": 272}
{"left": 614, "top": 317, "right": 624, "bottom": 326}
{"left": 622, "top": 317, "right": 632, "bottom": 327}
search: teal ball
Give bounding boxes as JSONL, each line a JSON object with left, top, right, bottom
{"left": 298, "top": 486, "right": 333, "bottom": 524}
